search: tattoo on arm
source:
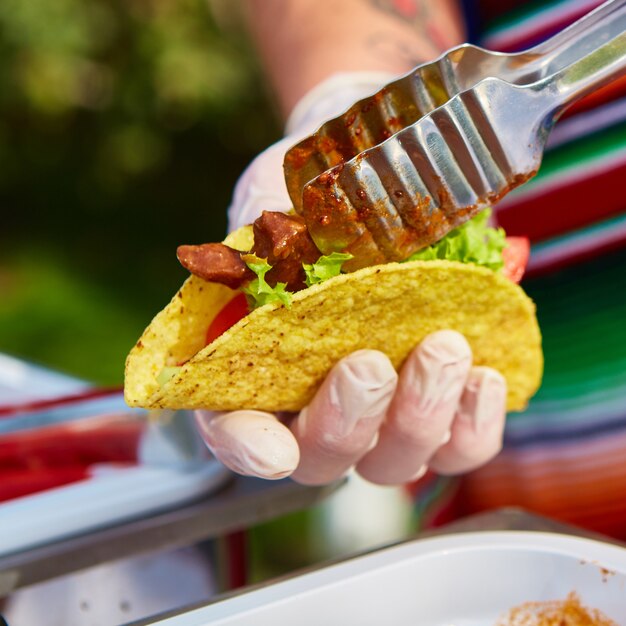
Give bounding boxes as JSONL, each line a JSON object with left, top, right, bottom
{"left": 364, "top": 0, "right": 456, "bottom": 66}
{"left": 366, "top": 34, "right": 427, "bottom": 68}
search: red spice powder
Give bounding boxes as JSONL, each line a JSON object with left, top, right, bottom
{"left": 496, "top": 592, "right": 619, "bottom": 626}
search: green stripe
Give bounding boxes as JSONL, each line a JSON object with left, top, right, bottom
{"left": 484, "top": 0, "right": 568, "bottom": 38}
{"left": 533, "top": 376, "right": 626, "bottom": 402}
{"left": 521, "top": 246, "right": 626, "bottom": 410}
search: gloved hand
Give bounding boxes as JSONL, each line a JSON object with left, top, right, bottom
{"left": 196, "top": 73, "right": 508, "bottom": 486}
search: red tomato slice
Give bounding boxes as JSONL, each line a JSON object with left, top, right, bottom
{"left": 502, "top": 236, "right": 530, "bottom": 283}
{"left": 205, "top": 293, "right": 250, "bottom": 346}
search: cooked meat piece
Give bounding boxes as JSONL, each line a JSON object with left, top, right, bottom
{"left": 177, "top": 243, "right": 254, "bottom": 289}
{"left": 252, "top": 211, "right": 321, "bottom": 290}
{"left": 177, "top": 212, "right": 323, "bottom": 293}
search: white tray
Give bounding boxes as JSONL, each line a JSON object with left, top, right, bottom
{"left": 154, "top": 531, "right": 626, "bottom": 626}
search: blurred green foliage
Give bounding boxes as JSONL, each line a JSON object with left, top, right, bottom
{"left": 0, "top": 0, "right": 280, "bottom": 384}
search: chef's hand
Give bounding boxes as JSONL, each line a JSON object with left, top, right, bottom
{"left": 195, "top": 74, "right": 508, "bottom": 485}
{"left": 196, "top": 337, "right": 507, "bottom": 485}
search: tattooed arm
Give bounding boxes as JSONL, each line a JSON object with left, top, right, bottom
{"left": 244, "top": 0, "right": 465, "bottom": 119}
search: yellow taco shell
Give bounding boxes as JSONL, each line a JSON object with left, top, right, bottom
{"left": 125, "top": 227, "right": 542, "bottom": 413}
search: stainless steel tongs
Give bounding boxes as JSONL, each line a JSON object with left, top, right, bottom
{"left": 283, "top": 0, "right": 626, "bottom": 269}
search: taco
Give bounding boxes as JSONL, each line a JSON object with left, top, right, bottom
{"left": 124, "top": 208, "right": 542, "bottom": 413}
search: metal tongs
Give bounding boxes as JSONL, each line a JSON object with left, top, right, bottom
{"left": 284, "top": 0, "right": 626, "bottom": 269}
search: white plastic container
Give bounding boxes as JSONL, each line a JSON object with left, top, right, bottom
{"left": 154, "top": 531, "right": 626, "bottom": 626}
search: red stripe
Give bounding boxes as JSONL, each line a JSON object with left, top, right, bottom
{"left": 0, "top": 466, "right": 91, "bottom": 502}
{"left": 0, "top": 386, "right": 124, "bottom": 418}
{"left": 0, "top": 420, "right": 142, "bottom": 468}
{"left": 564, "top": 76, "right": 626, "bottom": 118}
{"left": 496, "top": 160, "right": 626, "bottom": 242}
{"left": 225, "top": 530, "right": 248, "bottom": 590}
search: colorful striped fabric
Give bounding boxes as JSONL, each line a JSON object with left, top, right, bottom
{"left": 418, "top": 0, "right": 626, "bottom": 539}
{"left": 478, "top": 0, "right": 606, "bottom": 52}
{"left": 459, "top": 247, "right": 626, "bottom": 538}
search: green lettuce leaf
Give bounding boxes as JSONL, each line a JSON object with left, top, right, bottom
{"left": 303, "top": 252, "right": 354, "bottom": 287}
{"left": 405, "top": 209, "right": 506, "bottom": 271}
{"left": 242, "top": 255, "right": 293, "bottom": 309}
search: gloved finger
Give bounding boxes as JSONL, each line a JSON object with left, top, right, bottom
{"left": 356, "top": 331, "right": 472, "bottom": 485}
{"left": 289, "top": 350, "right": 398, "bottom": 486}
{"left": 227, "top": 136, "right": 296, "bottom": 231}
{"left": 194, "top": 410, "right": 300, "bottom": 480}
{"left": 428, "top": 367, "right": 507, "bottom": 475}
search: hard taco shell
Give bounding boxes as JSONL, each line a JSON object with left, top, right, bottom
{"left": 125, "top": 228, "right": 542, "bottom": 412}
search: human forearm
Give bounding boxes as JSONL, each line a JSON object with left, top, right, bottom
{"left": 244, "top": 0, "right": 465, "bottom": 119}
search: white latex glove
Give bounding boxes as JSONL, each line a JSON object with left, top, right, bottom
{"left": 196, "top": 73, "right": 508, "bottom": 486}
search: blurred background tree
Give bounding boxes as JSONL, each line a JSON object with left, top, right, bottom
{"left": 0, "top": 0, "right": 280, "bottom": 384}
